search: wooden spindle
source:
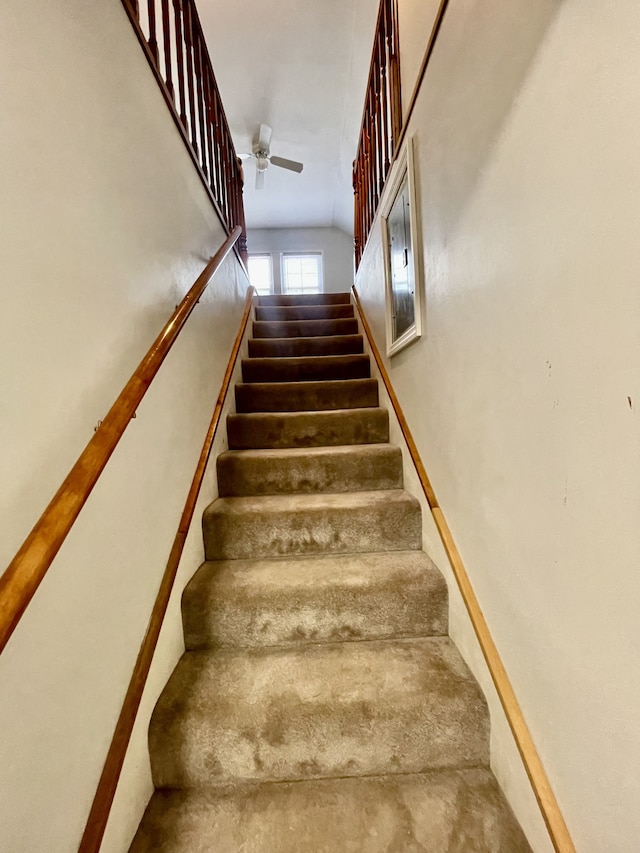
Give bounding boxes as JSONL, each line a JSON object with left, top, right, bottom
{"left": 211, "top": 91, "right": 223, "bottom": 202}
{"left": 203, "top": 69, "right": 216, "bottom": 193}
{"left": 182, "top": 0, "right": 198, "bottom": 154}
{"left": 160, "top": 0, "right": 174, "bottom": 99}
{"left": 172, "top": 0, "right": 187, "bottom": 127}
{"left": 189, "top": 9, "right": 209, "bottom": 177}
{"left": 147, "top": 0, "right": 159, "bottom": 63}
{"left": 387, "top": 0, "right": 402, "bottom": 148}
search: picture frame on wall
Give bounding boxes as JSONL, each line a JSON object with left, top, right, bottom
{"left": 380, "top": 135, "right": 423, "bottom": 356}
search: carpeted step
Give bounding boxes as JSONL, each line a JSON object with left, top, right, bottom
{"left": 227, "top": 407, "right": 389, "bottom": 449}
{"left": 148, "top": 637, "right": 489, "bottom": 789}
{"left": 248, "top": 334, "right": 364, "bottom": 358}
{"left": 241, "top": 354, "right": 370, "bottom": 383}
{"left": 259, "top": 292, "right": 351, "bottom": 306}
{"left": 235, "top": 378, "right": 378, "bottom": 413}
{"left": 255, "top": 304, "right": 354, "bottom": 322}
{"left": 253, "top": 318, "right": 358, "bottom": 338}
{"left": 202, "top": 489, "right": 421, "bottom": 561}
{"left": 182, "top": 550, "right": 447, "bottom": 650}
{"left": 216, "top": 444, "right": 402, "bottom": 496}
{"left": 130, "top": 768, "right": 532, "bottom": 853}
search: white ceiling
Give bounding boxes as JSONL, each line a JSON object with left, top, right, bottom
{"left": 198, "top": 0, "right": 380, "bottom": 233}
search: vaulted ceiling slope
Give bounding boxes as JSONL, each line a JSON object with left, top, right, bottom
{"left": 198, "top": 0, "right": 380, "bottom": 233}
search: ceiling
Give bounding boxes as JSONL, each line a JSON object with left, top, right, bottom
{"left": 198, "top": 0, "right": 380, "bottom": 233}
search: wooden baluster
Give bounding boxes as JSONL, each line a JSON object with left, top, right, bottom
{"left": 160, "top": 0, "right": 174, "bottom": 98}
{"left": 387, "top": 0, "right": 402, "bottom": 148}
{"left": 182, "top": 0, "right": 198, "bottom": 154}
{"left": 147, "top": 0, "right": 159, "bottom": 63}
{"left": 172, "top": 0, "right": 187, "bottom": 127}
{"left": 203, "top": 69, "right": 216, "bottom": 192}
{"left": 373, "top": 49, "right": 383, "bottom": 204}
{"left": 380, "top": 67, "right": 390, "bottom": 178}
{"left": 353, "top": 160, "right": 360, "bottom": 268}
{"left": 363, "top": 123, "right": 371, "bottom": 238}
{"left": 223, "top": 130, "right": 232, "bottom": 228}
{"left": 368, "top": 85, "right": 379, "bottom": 219}
{"left": 378, "top": 36, "right": 384, "bottom": 195}
{"left": 214, "top": 93, "right": 227, "bottom": 221}
{"left": 212, "top": 92, "right": 224, "bottom": 206}
{"left": 189, "top": 11, "right": 209, "bottom": 177}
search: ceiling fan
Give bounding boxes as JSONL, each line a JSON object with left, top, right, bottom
{"left": 244, "top": 124, "right": 304, "bottom": 190}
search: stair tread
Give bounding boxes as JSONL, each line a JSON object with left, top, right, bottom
{"left": 227, "top": 407, "right": 389, "bottom": 449}
{"left": 183, "top": 550, "right": 448, "bottom": 650}
{"left": 235, "top": 377, "right": 378, "bottom": 413}
{"left": 130, "top": 768, "right": 531, "bottom": 853}
{"left": 216, "top": 443, "right": 403, "bottom": 497}
{"left": 149, "top": 637, "right": 489, "bottom": 788}
{"left": 253, "top": 318, "right": 358, "bottom": 338}
{"left": 248, "top": 334, "right": 364, "bottom": 358}
{"left": 255, "top": 304, "right": 354, "bottom": 321}
{"left": 131, "top": 768, "right": 532, "bottom": 853}
{"left": 207, "top": 487, "right": 418, "bottom": 515}
{"left": 259, "top": 293, "right": 351, "bottom": 306}
{"left": 241, "top": 353, "right": 370, "bottom": 383}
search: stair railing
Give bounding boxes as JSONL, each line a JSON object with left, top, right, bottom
{"left": 0, "top": 226, "right": 243, "bottom": 656}
{"left": 352, "top": 287, "right": 576, "bottom": 853}
{"left": 353, "top": 0, "right": 402, "bottom": 269}
{"left": 120, "top": 0, "right": 248, "bottom": 261}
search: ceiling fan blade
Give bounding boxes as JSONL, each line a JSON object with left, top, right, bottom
{"left": 255, "top": 169, "right": 265, "bottom": 190}
{"left": 258, "top": 124, "right": 272, "bottom": 151}
{"left": 270, "top": 155, "right": 304, "bottom": 174}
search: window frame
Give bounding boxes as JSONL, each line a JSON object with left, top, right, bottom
{"left": 280, "top": 252, "right": 324, "bottom": 295}
{"left": 247, "top": 253, "right": 274, "bottom": 296}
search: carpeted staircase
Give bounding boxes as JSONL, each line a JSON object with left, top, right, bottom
{"left": 130, "top": 292, "right": 531, "bottom": 852}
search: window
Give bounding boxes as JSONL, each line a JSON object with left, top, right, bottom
{"left": 247, "top": 254, "right": 273, "bottom": 295}
{"left": 281, "top": 253, "right": 323, "bottom": 294}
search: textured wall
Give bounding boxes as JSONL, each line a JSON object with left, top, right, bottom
{"left": 0, "top": 2, "right": 248, "bottom": 850}
{"left": 356, "top": 0, "right": 640, "bottom": 850}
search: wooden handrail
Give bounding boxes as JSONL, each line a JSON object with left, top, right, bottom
{"left": 352, "top": 287, "right": 576, "bottom": 853}
{"left": 0, "top": 226, "right": 242, "bottom": 656}
{"left": 78, "top": 284, "right": 255, "bottom": 853}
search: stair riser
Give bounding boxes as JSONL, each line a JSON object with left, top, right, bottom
{"left": 149, "top": 640, "right": 489, "bottom": 789}
{"left": 235, "top": 379, "right": 378, "bottom": 413}
{"left": 227, "top": 409, "right": 389, "bottom": 449}
{"left": 203, "top": 494, "right": 421, "bottom": 561}
{"left": 183, "top": 553, "right": 448, "bottom": 650}
{"left": 241, "top": 355, "right": 370, "bottom": 383}
{"left": 255, "top": 305, "right": 354, "bottom": 322}
{"left": 259, "top": 293, "right": 351, "bottom": 306}
{"left": 248, "top": 335, "right": 364, "bottom": 358}
{"left": 131, "top": 770, "right": 533, "bottom": 853}
{"left": 216, "top": 446, "right": 402, "bottom": 497}
{"left": 253, "top": 318, "right": 358, "bottom": 338}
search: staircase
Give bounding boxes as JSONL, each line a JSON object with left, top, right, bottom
{"left": 130, "top": 292, "right": 531, "bottom": 852}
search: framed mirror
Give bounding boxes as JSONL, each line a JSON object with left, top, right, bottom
{"left": 380, "top": 136, "right": 422, "bottom": 356}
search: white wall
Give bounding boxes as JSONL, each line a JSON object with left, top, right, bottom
{"left": 0, "top": 2, "right": 249, "bottom": 851}
{"left": 396, "top": 0, "right": 441, "bottom": 116}
{"left": 247, "top": 227, "right": 354, "bottom": 293}
{"left": 356, "top": 1, "right": 640, "bottom": 851}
